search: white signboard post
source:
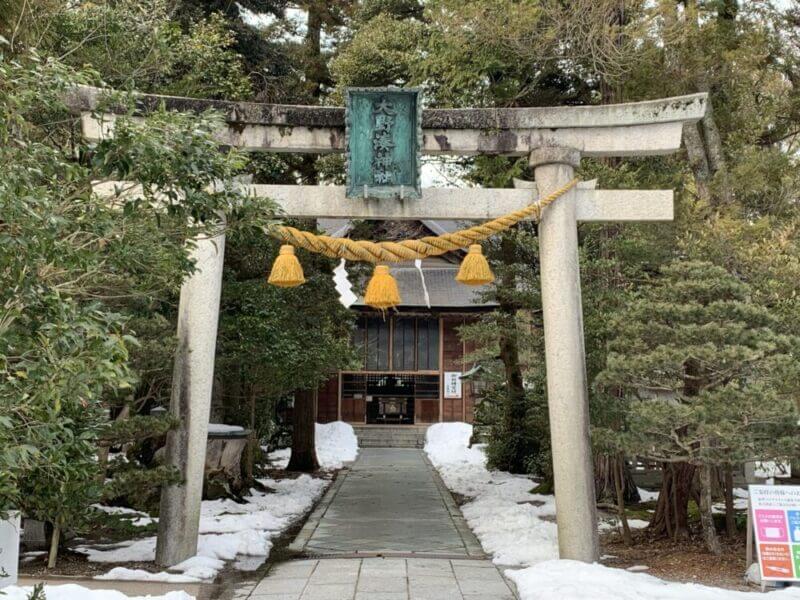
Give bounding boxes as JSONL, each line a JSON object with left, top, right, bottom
{"left": 752, "top": 461, "right": 792, "bottom": 480}
{"left": 443, "top": 372, "right": 462, "bottom": 399}
{"left": 749, "top": 485, "right": 800, "bottom": 582}
{"left": 0, "top": 511, "right": 20, "bottom": 588}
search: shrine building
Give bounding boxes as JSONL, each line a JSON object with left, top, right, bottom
{"left": 314, "top": 219, "right": 495, "bottom": 427}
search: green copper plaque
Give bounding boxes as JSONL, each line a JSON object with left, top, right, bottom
{"left": 345, "top": 87, "right": 422, "bottom": 200}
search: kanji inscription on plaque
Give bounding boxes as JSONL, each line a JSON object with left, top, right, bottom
{"left": 345, "top": 87, "right": 421, "bottom": 200}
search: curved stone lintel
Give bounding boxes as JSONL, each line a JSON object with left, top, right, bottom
{"left": 66, "top": 85, "right": 707, "bottom": 130}
{"left": 81, "top": 113, "right": 692, "bottom": 157}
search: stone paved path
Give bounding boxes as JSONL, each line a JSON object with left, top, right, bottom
{"left": 234, "top": 448, "right": 518, "bottom": 600}
{"left": 298, "top": 448, "right": 481, "bottom": 556}
{"left": 243, "top": 557, "right": 516, "bottom": 600}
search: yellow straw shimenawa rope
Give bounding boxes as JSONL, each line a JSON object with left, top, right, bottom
{"left": 266, "top": 178, "right": 580, "bottom": 308}
{"left": 269, "top": 178, "right": 580, "bottom": 264}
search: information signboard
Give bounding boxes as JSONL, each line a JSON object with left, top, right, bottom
{"left": 750, "top": 484, "right": 800, "bottom": 581}
{"left": 444, "top": 372, "right": 462, "bottom": 399}
{"left": 345, "top": 87, "right": 421, "bottom": 200}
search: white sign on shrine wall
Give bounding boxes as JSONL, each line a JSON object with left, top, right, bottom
{"left": 443, "top": 372, "right": 462, "bottom": 399}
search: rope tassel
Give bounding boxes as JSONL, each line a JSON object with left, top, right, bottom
{"left": 268, "top": 245, "right": 305, "bottom": 288}
{"left": 456, "top": 244, "right": 494, "bottom": 286}
{"left": 364, "top": 265, "right": 401, "bottom": 310}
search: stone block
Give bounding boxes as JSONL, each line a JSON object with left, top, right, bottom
{"left": 300, "top": 583, "right": 356, "bottom": 600}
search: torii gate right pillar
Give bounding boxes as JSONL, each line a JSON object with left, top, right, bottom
{"left": 531, "top": 147, "right": 599, "bottom": 561}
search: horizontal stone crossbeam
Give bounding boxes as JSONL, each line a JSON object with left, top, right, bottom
{"left": 244, "top": 185, "right": 673, "bottom": 222}
{"left": 91, "top": 181, "right": 673, "bottom": 223}
{"left": 68, "top": 85, "right": 707, "bottom": 157}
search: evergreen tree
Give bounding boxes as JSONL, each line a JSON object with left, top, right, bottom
{"left": 0, "top": 45, "right": 254, "bottom": 564}
{"left": 215, "top": 225, "right": 357, "bottom": 471}
{"left": 596, "top": 260, "right": 800, "bottom": 554}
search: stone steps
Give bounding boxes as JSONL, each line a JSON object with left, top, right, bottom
{"left": 352, "top": 425, "right": 429, "bottom": 448}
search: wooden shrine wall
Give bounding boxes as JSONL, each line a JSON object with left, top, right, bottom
{"left": 316, "top": 314, "right": 480, "bottom": 425}
{"left": 316, "top": 376, "right": 339, "bottom": 423}
{"left": 441, "top": 316, "right": 477, "bottom": 423}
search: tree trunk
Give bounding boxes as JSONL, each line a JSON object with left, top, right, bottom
{"left": 242, "top": 386, "right": 258, "bottom": 485}
{"left": 724, "top": 465, "right": 736, "bottom": 537}
{"left": 97, "top": 404, "right": 130, "bottom": 483}
{"left": 47, "top": 522, "right": 61, "bottom": 569}
{"left": 595, "top": 454, "right": 641, "bottom": 504}
{"left": 287, "top": 388, "right": 320, "bottom": 472}
{"left": 649, "top": 462, "right": 695, "bottom": 539}
{"left": 302, "top": 1, "right": 329, "bottom": 98}
{"left": 683, "top": 121, "right": 711, "bottom": 203}
{"left": 699, "top": 463, "right": 722, "bottom": 555}
{"left": 242, "top": 431, "right": 258, "bottom": 485}
{"left": 615, "top": 453, "right": 633, "bottom": 546}
{"left": 495, "top": 235, "right": 530, "bottom": 474}
{"left": 497, "top": 322, "right": 527, "bottom": 473}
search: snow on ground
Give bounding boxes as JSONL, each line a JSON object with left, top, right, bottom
{"left": 425, "top": 423, "right": 559, "bottom": 566}
{"left": 508, "top": 560, "right": 800, "bottom": 600}
{"left": 312, "top": 421, "right": 359, "bottom": 468}
{"left": 91, "top": 504, "right": 155, "bottom": 527}
{"left": 269, "top": 421, "right": 359, "bottom": 470}
{"left": 78, "top": 423, "right": 359, "bottom": 583}
{"left": 1, "top": 584, "right": 193, "bottom": 600}
{"left": 636, "top": 487, "right": 660, "bottom": 502}
{"left": 637, "top": 483, "right": 749, "bottom": 514}
{"left": 425, "top": 423, "right": 798, "bottom": 600}
{"left": 713, "top": 488, "right": 749, "bottom": 514}
{"left": 599, "top": 518, "right": 650, "bottom": 532}
{"left": 206, "top": 424, "right": 245, "bottom": 434}
{"left": 79, "top": 474, "right": 327, "bottom": 581}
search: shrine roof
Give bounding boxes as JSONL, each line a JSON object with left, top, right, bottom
{"left": 319, "top": 218, "right": 493, "bottom": 309}
{"left": 354, "top": 266, "right": 496, "bottom": 310}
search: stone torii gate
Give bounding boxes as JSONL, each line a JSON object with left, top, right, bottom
{"left": 68, "top": 86, "right": 707, "bottom": 566}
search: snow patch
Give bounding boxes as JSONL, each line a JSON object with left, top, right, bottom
{"left": 425, "top": 423, "right": 558, "bottom": 567}
{"left": 1, "top": 584, "right": 193, "bottom": 600}
{"left": 91, "top": 504, "right": 154, "bottom": 527}
{"left": 636, "top": 487, "right": 660, "bottom": 502}
{"left": 626, "top": 564, "right": 650, "bottom": 572}
{"left": 207, "top": 424, "right": 245, "bottom": 434}
{"left": 94, "top": 567, "right": 200, "bottom": 583}
{"left": 507, "top": 560, "right": 800, "bottom": 600}
{"left": 599, "top": 517, "right": 650, "bottom": 532}
{"left": 315, "top": 421, "right": 359, "bottom": 469}
{"left": 425, "top": 423, "right": 783, "bottom": 600}
{"left": 79, "top": 475, "right": 328, "bottom": 582}
{"left": 270, "top": 422, "right": 359, "bottom": 470}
